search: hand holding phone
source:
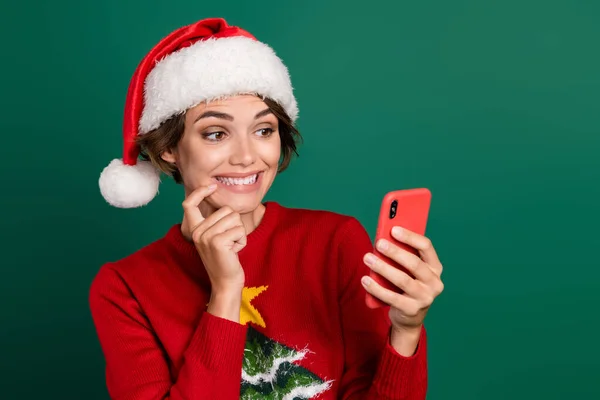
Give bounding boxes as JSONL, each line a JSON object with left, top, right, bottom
{"left": 365, "top": 188, "right": 432, "bottom": 309}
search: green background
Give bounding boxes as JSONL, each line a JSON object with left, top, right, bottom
{"left": 1, "top": 0, "right": 598, "bottom": 398}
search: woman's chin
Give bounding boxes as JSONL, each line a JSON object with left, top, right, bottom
{"left": 189, "top": 172, "right": 275, "bottom": 214}
{"left": 209, "top": 191, "right": 266, "bottom": 214}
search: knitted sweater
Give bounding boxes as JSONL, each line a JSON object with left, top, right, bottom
{"left": 89, "top": 201, "right": 428, "bottom": 399}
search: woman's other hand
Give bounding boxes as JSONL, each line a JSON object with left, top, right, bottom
{"left": 362, "top": 227, "right": 444, "bottom": 355}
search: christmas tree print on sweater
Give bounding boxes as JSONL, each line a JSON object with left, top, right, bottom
{"left": 239, "top": 286, "right": 332, "bottom": 399}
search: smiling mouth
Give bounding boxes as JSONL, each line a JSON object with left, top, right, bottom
{"left": 214, "top": 173, "right": 260, "bottom": 186}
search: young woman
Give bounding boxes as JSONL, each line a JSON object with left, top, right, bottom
{"left": 91, "top": 17, "right": 444, "bottom": 400}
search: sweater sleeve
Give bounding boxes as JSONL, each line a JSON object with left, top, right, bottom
{"left": 88, "top": 264, "right": 248, "bottom": 400}
{"left": 336, "top": 217, "right": 428, "bottom": 400}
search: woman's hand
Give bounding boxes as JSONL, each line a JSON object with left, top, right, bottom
{"left": 362, "top": 226, "right": 444, "bottom": 354}
{"left": 182, "top": 184, "right": 247, "bottom": 321}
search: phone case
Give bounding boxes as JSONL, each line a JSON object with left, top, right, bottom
{"left": 365, "top": 188, "right": 432, "bottom": 309}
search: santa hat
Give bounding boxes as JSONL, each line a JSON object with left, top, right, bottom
{"left": 98, "top": 17, "right": 298, "bottom": 208}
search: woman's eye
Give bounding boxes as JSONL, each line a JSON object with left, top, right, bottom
{"left": 256, "top": 128, "right": 274, "bottom": 137}
{"left": 203, "top": 131, "right": 226, "bottom": 141}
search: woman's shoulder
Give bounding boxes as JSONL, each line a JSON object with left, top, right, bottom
{"left": 270, "top": 202, "right": 373, "bottom": 262}
{"left": 271, "top": 201, "right": 369, "bottom": 237}
{"left": 89, "top": 226, "right": 180, "bottom": 295}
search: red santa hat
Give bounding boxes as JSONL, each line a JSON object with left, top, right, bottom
{"left": 98, "top": 17, "right": 298, "bottom": 208}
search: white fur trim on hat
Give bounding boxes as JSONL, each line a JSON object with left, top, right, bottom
{"left": 139, "top": 36, "right": 298, "bottom": 134}
{"left": 99, "top": 159, "right": 161, "bottom": 208}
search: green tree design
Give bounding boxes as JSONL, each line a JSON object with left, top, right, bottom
{"left": 240, "top": 327, "right": 332, "bottom": 400}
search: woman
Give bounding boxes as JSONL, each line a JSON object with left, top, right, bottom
{"left": 91, "top": 17, "right": 444, "bottom": 400}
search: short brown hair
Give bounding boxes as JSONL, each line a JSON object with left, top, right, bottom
{"left": 136, "top": 97, "right": 302, "bottom": 184}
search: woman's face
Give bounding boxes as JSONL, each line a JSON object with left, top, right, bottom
{"left": 161, "top": 95, "right": 281, "bottom": 214}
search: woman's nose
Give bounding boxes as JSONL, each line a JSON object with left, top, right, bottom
{"left": 229, "top": 136, "right": 256, "bottom": 167}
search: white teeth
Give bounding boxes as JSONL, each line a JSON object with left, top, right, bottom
{"left": 215, "top": 174, "right": 258, "bottom": 186}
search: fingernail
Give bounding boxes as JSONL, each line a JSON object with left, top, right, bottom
{"left": 208, "top": 184, "right": 217, "bottom": 190}
{"left": 364, "top": 253, "right": 376, "bottom": 266}
{"left": 361, "top": 276, "right": 371, "bottom": 286}
{"left": 376, "top": 239, "right": 388, "bottom": 251}
{"left": 392, "top": 226, "right": 403, "bottom": 236}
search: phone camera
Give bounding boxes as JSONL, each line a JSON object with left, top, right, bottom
{"left": 389, "top": 200, "right": 397, "bottom": 219}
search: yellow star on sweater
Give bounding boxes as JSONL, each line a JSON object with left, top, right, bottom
{"left": 240, "top": 286, "right": 268, "bottom": 328}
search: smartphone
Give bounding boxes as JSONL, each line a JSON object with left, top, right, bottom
{"left": 365, "top": 188, "right": 432, "bottom": 309}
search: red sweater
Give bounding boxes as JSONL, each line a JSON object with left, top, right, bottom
{"left": 89, "top": 201, "right": 427, "bottom": 400}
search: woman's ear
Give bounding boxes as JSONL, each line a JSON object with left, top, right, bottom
{"left": 160, "top": 148, "right": 177, "bottom": 164}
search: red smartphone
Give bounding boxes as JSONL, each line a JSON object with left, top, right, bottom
{"left": 365, "top": 188, "right": 432, "bottom": 309}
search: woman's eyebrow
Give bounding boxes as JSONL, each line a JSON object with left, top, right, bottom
{"left": 255, "top": 108, "right": 273, "bottom": 119}
{"left": 193, "top": 108, "right": 272, "bottom": 123}
{"left": 194, "top": 111, "right": 234, "bottom": 123}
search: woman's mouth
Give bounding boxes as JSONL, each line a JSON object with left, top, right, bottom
{"left": 211, "top": 171, "right": 265, "bottom": 194}
{"left": 214, "top": 173, "right": 259, "bottom": 186}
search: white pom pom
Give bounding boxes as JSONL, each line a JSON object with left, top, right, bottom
{"left": 99, "top": 159, "right": 161, "bottom": 208}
